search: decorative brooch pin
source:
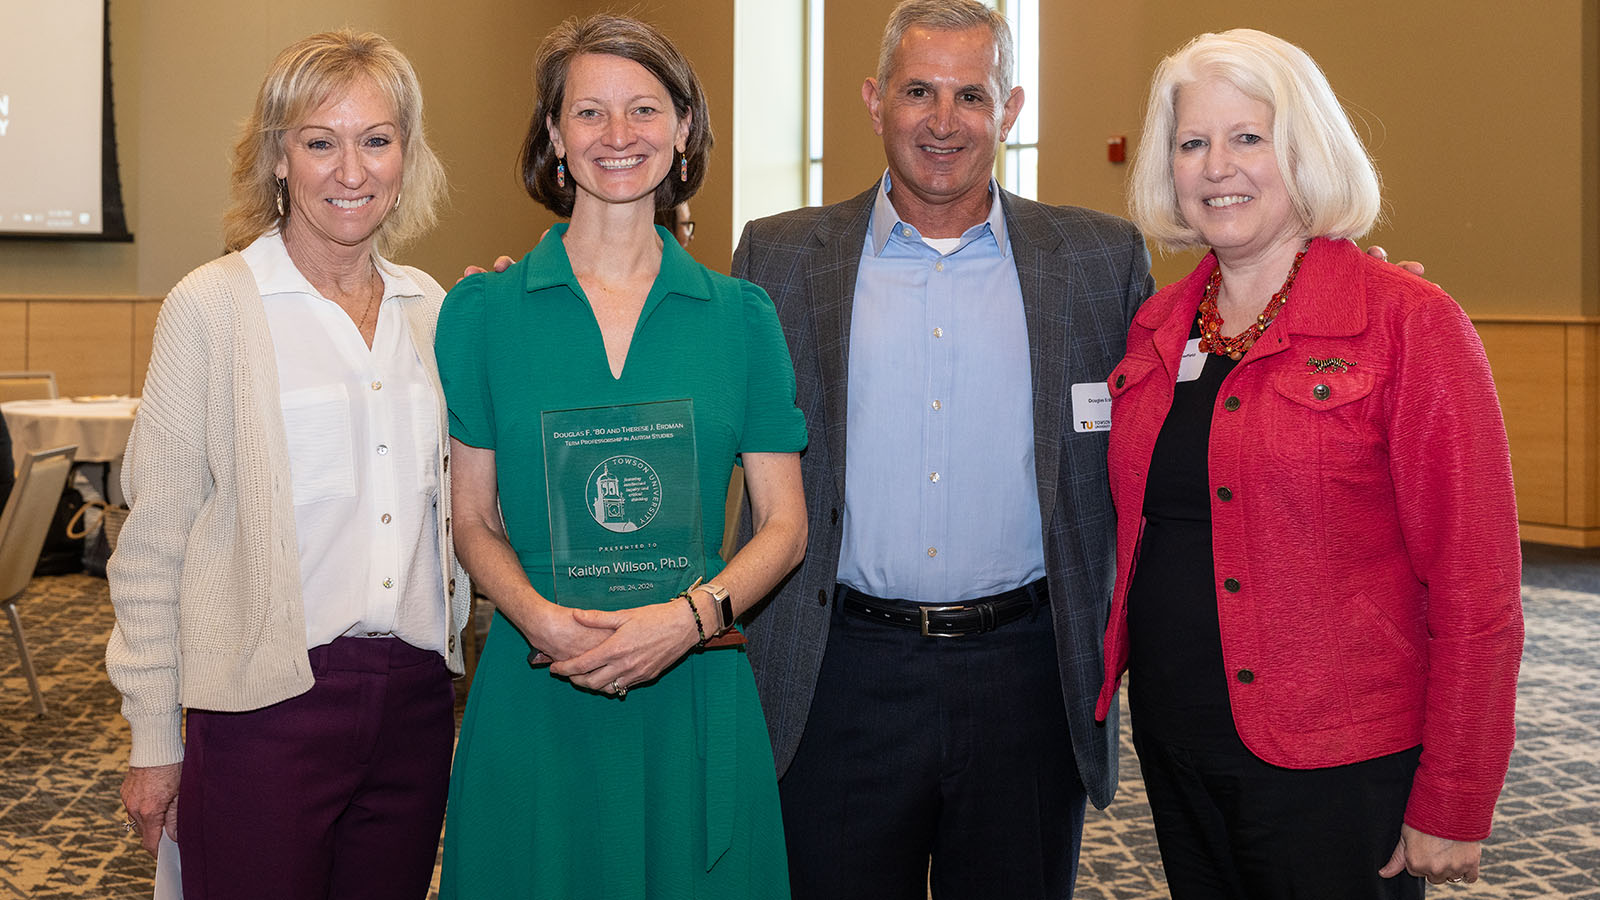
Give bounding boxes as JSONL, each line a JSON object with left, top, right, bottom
{"left": 1306, "top": 356, "right": 1356, "bottom": 374}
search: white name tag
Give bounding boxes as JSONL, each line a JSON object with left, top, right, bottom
{"left": 1177, "top": 338, "right": 1204, "bottom": 383}
{"left": 1071, "top": 382, "right": 1113, "bottom": 432}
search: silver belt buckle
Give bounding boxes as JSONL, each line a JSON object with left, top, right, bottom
{"left": 920, "top": 604, "right": 968, "bottom": 638}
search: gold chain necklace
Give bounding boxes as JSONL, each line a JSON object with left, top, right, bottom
{"left": 355, "top": 268, "right": 381, "bottom": 334}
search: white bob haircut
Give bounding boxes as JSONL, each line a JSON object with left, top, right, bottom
{"left": 1128, "top": 28, "right": 1382, "bottom": 251}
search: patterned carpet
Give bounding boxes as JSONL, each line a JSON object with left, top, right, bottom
{"left": 1, "top": 546, "right": 1596, "bottom": 898}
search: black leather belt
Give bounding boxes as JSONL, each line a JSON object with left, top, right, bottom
{"left": 837, "top": 579, "right": 1047, "bottom": 637}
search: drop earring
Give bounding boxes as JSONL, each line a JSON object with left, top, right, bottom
{"left": 679, "top": 153, "right": 688, "bottom": 182}
{"left": 275, "top": 178, "right": 287, "bottom": 217}
{"left": 556, "top": 157, "right": 566, "bottom": 188}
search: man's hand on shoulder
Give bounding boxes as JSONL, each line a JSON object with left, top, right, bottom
{"left": 1364, "top": 245, "right": 1425, "bottom": 277}
{"left": 455, "top": 256, "right": 518, "bottom": 285}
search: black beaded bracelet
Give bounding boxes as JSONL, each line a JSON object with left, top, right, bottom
{"left": 680, "top": 586, "right": 708, "bottom": 646}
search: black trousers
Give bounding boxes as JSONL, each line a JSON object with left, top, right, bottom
{"left": 1132, "top": 725, "right": 1427, "bottom": 900}
{"left": 779, "top": 588, "right": 1087, "bottom": 900}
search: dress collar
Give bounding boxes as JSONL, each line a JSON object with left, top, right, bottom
{"left": 520, "top": 222, "right": 714, "bottom": 302}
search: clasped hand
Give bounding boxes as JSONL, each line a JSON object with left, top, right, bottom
{"left": 538, "top": 600, "right": 700, "bottom": 695}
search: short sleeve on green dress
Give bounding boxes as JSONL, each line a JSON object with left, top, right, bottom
{"left": 738, "top": 282, "right": 807, "bottom": 454}
{"left": 436, "top": 275, "right": 496, "bottom": 450}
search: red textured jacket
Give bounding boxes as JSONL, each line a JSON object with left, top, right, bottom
{"left": 1095, "top": 237, "right": 1522, "bottom": 841}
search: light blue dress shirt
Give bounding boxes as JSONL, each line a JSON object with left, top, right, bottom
{"left": 835, "top": 174, "right": 1046, "bottom": 604}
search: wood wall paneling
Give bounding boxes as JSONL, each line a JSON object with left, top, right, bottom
{"left": 132, "top": 301, "right": 162, "bottom": 396}
{"left": 26, "top": 302, "right": 137, "bottom": 397}
{"left": 0, "top": 303, "right": 26, "bottom": 370}
{"left": 1476, "top": 322, "right": 1568, "bottom": 527}
{"left": 1564, "top": 324, "right": 1600, "bottom": 529}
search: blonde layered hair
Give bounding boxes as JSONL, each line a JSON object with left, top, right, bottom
{"left": 222, "top": 29, "right": 445, "bottom": 254}
{"left": 1128, "top": 28, "right": 1381, "bottom": 251}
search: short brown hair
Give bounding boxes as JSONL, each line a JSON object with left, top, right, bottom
{"left": 521, "top": 14, "right": 713, "bottom": 217}
{"left": 222, "top": 29, "right": 445, "bottom": 254}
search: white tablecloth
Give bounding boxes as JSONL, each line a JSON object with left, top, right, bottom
{"left": 3, "top": 397, "right": 140, "bottom": 504}
{"left": 2, "top": 397, "right": 140, "bottom": 463}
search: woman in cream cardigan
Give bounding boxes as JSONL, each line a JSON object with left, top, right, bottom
{"left": 107, "top": 29, "right": 468, "bottom": 899}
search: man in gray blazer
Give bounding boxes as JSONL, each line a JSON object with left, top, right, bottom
{"left": 732, "top": 1, "right": 1153, "bottom": 897}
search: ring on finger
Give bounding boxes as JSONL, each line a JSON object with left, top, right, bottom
{"left": 612, "top": 680, "right": 628, "bottom": 699}
{"left": 121, "top": 818, "right": 138, "bottom": 835}
{"left": 1447, "top": 877, "right": 1463, "bottom": 884}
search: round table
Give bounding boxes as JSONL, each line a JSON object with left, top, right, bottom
{"left": 2, "top": 396, "right": 140, "bottom": 503}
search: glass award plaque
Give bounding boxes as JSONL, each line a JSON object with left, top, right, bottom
{"left": 542, "top": 399, "right": 704, "bottom": 612}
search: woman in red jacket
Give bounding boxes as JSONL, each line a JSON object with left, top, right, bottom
{"left": 1097, "top": 28, "right": 1522, "bottom": 899}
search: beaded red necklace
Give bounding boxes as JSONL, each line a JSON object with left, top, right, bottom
{"left": 1197, "top": 242, "right": 1311, "bottom": 360}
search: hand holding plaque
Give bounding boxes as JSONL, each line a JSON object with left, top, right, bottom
{"left": 534, "top": 400, "right": 742, "bottom": 668}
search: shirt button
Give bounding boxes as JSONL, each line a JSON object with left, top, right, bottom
{"left": 448, "top": 636, "right": 456, "bottom": 652}
{"left": 1216, "top": 486, "right": 1232, "bottom": 502}
{"left": 377, "top": 444, "right": 389, "bottom": 455}
{"left": 370, "top": 380, "right": 382, "bottom": 391}
{"left": 381, "top": 513, "right": 392, "bottom": 524}
{"left": 448, "top": 577, "right": 457, "bottom": 594}
{"left": 382, "top": 578, "right": 394, "bottom": 589}
{"left": 817, "top": 589, "right": 829, "bottom": 606}
{"left": 1115, "top": 374, "right": 1126, "bottom": 388}
{"left": 901, "top": 226, "right": 913, "bottom": 237}
{"left": 931, "top": 400, "right": 942, "bottom": 411}
{"left": 366, "top": 631, "right": 381, "bottom": 637}
{"left": 934, "top": 260, "right": 944, "bottom": 272}
{"left": 1237, "top": 669, "right": 1255, "bottom": 684}
{"left": 1223, "top": 577, "right": 1241, "bottom": 593}
{"left": 1224, "top": 396, "right": 1241, "bottom": 411}
{"left": 933, "top": 327, "right": 943, "bottom": 338}
{"left": 927, "top": 547, "right": 938, "bottom": 558}
{"left": 929, "top": 472, "right": 940, "bottom": 483}
{"left": 1312, "top": 383, "right": 1331, "bottom": 401}
{"left": 443, "top": 455, "right": 450, "bottom": 473}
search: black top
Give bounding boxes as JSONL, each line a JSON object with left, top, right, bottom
{"left": 1125, "top": 323, "right": 1241, "bottom": 747}
{"left": 0, "top": 414, "right": 13, "bottom": 512}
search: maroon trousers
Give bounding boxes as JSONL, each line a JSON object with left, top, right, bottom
{"left": 177, "top": 637, "right": 455, "bottom": 900}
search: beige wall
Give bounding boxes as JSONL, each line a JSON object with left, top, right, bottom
{"left": 5, "top": 1, "right": 1598, "bottom": 543}
{"left": 820, "top": 0, "right": 900, "bottom": 205}
{"left": 1034, "top": 0, "right": 1595, "bottom": 313}
{"left": 0, "top": 0, "right": 567, "bottom": 299}
{"left": 812, "top": 1, "right": 1600, "bottom": 545}
{"left": 6, "top": 1, "right": 1592, "bottom": 308}
{"left": 0, "top": 0, "right": 736, "bottom": 384}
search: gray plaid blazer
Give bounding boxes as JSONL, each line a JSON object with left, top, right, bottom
{"left": 731, "top": 183, "right": 1153, "bottom": 809}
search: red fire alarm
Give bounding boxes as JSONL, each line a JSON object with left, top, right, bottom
{"left": 1108, "top": 135, "right": 1127, "bottom": 164}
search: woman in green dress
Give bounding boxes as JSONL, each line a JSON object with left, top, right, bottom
{"left": 435, "top": 13, "right": 807, "bottom": 899}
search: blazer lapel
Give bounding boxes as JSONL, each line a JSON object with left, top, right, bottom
{"left": 1002, "top": 194, "right": 1070, "bottom": 530}
{"left": 808, "top": 186, "right": 876, "bottom": 503}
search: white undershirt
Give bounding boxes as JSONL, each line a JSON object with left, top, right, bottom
{"left": 241, "top": 231, "right": 445, "bottom": 653}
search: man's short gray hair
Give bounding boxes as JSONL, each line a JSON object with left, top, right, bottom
{"left": 876, "top": 0, "right": 1013, "bottom": 99}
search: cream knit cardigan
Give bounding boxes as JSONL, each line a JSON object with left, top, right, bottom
{"left": 106, "top": 251, "right": 471, "bottom": 768}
